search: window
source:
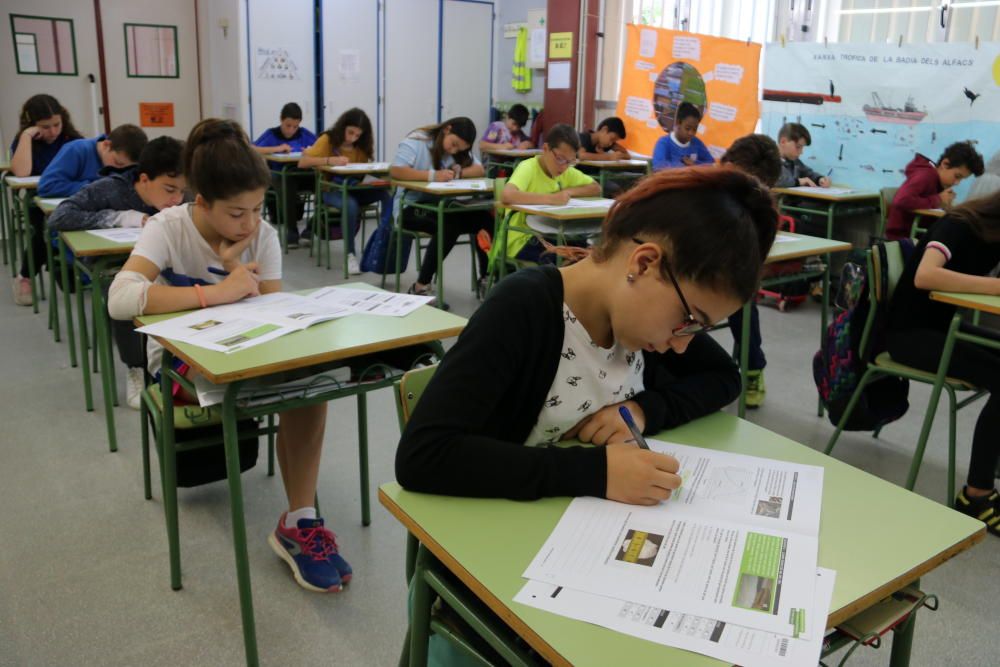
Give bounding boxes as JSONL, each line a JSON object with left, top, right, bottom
{"left": 9, "top": 14, "right": 78, "bottom": 76}
{"left": 124, "top": 23, "right": 179, "bottom": 78}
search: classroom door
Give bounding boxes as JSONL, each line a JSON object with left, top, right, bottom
{"left": 440, "top": 0, "right": 494, "bottom": 159}
{"left": 382, "top": 0, "right": 439, "bottom": 161}
{"left": 98, "top": 0, "right": 200, "bottom": 140}
{"left": 320, "top": 0, "right": 379, "bottom": 139}
{"left": 245, "top": 0, "right": 315, "bottom": 142}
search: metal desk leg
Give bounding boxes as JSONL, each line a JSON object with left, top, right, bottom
{"left": 222, "top": 381, "right": 260, "bottom": 667}
{"left": 340, "top": 180, "right": 350, "bottom": 275}
{"left": 92, "top": 261, "right": 118, "bottom": 452}
{"left": 436, "top": 200, "right": 446, "bottom": 309}
{"left": 75, "top": 261, "right": 94, "bottom": 411}
{"left": 58, "top": 237, "right": 77, "bottom": 367}
{"left": 738, "top": 300, "right": 751, "bottom": 418}
{"left": 22, "top": 194, "right": 39, "bottom": 313}
{"left": 409, "top": 545, "right": 434, "bottom": 667}
{"left": 160, "top": 351, "right": 182, "bottom": 590}
{"left": 888, "top": 578, "right": 919, "bottom": 667}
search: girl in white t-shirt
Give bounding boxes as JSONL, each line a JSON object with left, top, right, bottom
{"left": 108, "top": 119, "right": 351, "bottom": 593}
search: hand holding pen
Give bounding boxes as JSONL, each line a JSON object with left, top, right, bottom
{"left": 601, "top": 405, "right": 682, "bottom": 505}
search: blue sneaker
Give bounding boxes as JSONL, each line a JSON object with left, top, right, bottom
{"left": 269, "top": 513, "right": 353, "bottom": 592}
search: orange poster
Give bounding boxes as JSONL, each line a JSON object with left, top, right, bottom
{"left": 616, "top": 26, "right": 761, "bottom": 159}
{"left": 139, "top": 102, "right": 175, "bottom": 127}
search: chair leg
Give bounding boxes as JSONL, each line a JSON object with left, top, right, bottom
{"left": 267, "top": 414, "right": 275, "bottom": 477}
{"left": 946, "top": 386, "right": 958, "bottom": 504}
{"left": 824, "top": 368, "right": 880, "bottom": 455}
{"left": 358, "top": 392, "right": 371, "bottom": 527}
{"left": 409, "top": 546, "right": 434, "bottom": 667}
{"left": 141, "top": 398, "right": 152, "bottom": 500}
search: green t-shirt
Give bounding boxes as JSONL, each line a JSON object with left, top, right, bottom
{"left": 502, "top": 156, "right": 595, "bottom": 259}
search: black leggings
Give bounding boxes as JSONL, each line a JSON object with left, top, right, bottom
{"left": 887, "top": 325, "right": 1000, "bottom": 490}
{"left": 401, "top": 206, "right": 491, "bottom": 286}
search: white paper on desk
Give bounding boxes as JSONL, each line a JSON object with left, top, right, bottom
{"left": 525, "top": 216, "right": 602, "bottom": 238}
{"left": 424, "top": 179, "right": 490, "bottom": 192}
{"left": 87, "top": 227, "right": 143, "bottom": 243}
{"left": 211, "top": 292, "right": 354, "bottom": 329}
{"left": 515, "top": 568, "right": 836, "bottom": 667}
{"left": 774, "top": 233, "right": 798, "bottom": 243}
{"left": 308, "top": 286, "right": 433, "bottom": 317}
{"left": 136, "top": 309, "right": 294, "bottom": 354}
{"left": 334, "top": 161, "right": 390, "bottom": 172}
{"left": 37, "top": 197, "right": 66, "bottom": 208}
{"left": 523, "top": 441, "right": 824, "bottom": 637}
{"left": 5, "top": 175, "right": 41, "bottom": 186}
{"left": 786, "top": 186, "right": 852, "bottom": 196}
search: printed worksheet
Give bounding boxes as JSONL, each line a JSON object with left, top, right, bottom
{"left": 519, "top": 198, "right": 616, "bottom": 213}
{"left": 785, "top": 186, "right": 853, "bottom": 196}
{"left": 136, "top": 309, "right": 294, "bottom": 354}
{"left": 515, "top": 568, "right": 836, "bottom": 667}
{"left": 523, "top": 442, "right": 824, "bottom": 637}
{"left": 307, "top": 286, "right": 433, "bottom": 317}
{"left": 332, "top": 162, "right": 390, "bottom": 172}
{"left": 86, "top": 227, "right": 144, "bottom": 243}
{"left": 424, "top": 178, "right": 491, "bottom": 191}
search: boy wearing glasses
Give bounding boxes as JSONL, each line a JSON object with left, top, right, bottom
{"left": 499, "top": 123, "right": 601, "bottom": 264}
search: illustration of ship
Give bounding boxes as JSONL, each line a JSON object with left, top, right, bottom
{"left": 862, "top": 93, "right": 927, "bottom": 125}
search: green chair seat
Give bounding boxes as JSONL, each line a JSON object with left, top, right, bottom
{"left": 872, "top": 352, "right": 976, "bottom": 391}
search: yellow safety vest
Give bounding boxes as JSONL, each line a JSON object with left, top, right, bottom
{"left": 512, "top": 26, "right": 532, "bottom": 93}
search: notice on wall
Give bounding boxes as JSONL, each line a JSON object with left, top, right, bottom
{"left": 549, "top": 31, "right": 573, "bottom": 59}
{"left": 338, "top": 50, "right": 360, "bottom": 82}
{"left": 256, "top": 47, "right": 300, "bottom": 80}
{"left": 547, "top": 61, "right": 571, "bottom": 89}
{"left": 616, "top": 25, "right": 761, "bottom": 159}
{"left": 139, "top": 102, "right": 174, "bottom": 127}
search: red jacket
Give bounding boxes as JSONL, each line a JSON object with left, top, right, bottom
{"left": 886, "top": 154, "right": 941, "bottom": 240}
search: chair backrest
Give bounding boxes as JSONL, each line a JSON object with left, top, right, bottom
{"left": 393, "top": 364, "right": 438, "bottom": 430}
{"left": 877, "top": 186, "right": 899, "bottom": 238}
{"left": 875, "top": 240, "right": 906, "bottom": 304}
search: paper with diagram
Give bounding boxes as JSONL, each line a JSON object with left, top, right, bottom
{"left": 515, "top": 567, "right": 835, "bottom": 667}
{"left": 522, "top": 440, "right": 824, "bottom": 637}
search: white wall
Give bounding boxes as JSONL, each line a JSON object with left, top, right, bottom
{"left": 196, "top": 0, "right": 247, "bottom": 129}
{"left": 321, "top": 0, "right": 379, "bottom": 132}
{"left": 99, "top": 0, "right": 200, "bottom": 139}
{"left": 0, "top": 1, "right": 104, "bottom": 151}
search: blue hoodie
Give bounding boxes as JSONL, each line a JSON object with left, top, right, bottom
{"left": 38, "top": 135, "right": 106, "bottom": 197}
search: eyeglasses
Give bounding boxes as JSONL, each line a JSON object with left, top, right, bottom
{"left": 632, "top": 238, "right": 708, "bottom": 337}
{"left": 552, "top": 151, "right": 578, "bottom": 167}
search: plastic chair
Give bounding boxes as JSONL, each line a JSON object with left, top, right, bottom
{"left": 392, "top": 366, "right": 541, "bottom": 667}
{"left": 824, "top": 242, "right": 986, "bottom": 502}
{"left": 875, "top": 186, "right": 898, "bottom": 239}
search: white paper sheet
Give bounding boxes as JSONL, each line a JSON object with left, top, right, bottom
{"left": 307, "top": 286, "right": 433, "bottom": 317}
{"left": 523, "top": 441, "right": 824, "bottom": 637}
{"left": 331, "top": 162, "right": 390, "bottom": 172}
{"left": 547, "top": 61, "right": 571, "bottom": 89}
{"left": 515, "top": 568, "right": 836, "bottom": 667}
{"left": 785, "top": 186, "right": 853, "bottom": 196}
{"left": 36, "top": 197, "right": 66, "bottom": 209}
{"left": 774, "top": 234, "right": 798, "bottom": 243}
{"left": 193, "top": 367, "right": 352, "bottom": 407}
{"left": 5, "top": 175, "right": 41, "bottom": 186}
{"left": 86, "top": 227, "right": 143, "bottom": 243}
{"left": 136, "top": 309, "right": 294, "bottom": 354}
{"left": 423, "top": 179, "right": 491, "bottom": 192}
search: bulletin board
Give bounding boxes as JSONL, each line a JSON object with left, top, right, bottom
{"left": 616, "top": 25, "right": 761, "bottom": 158}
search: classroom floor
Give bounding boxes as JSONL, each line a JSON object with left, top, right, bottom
{"left": 1, "top": 230, "right": 997, "bottom": 667}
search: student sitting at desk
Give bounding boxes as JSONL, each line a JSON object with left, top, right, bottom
{"left": 253, "top": 102, "right": 317, "bottom": 247}
{"left": 498, "top": 123, "right": 600, "bottom": 264}
{"left": 479, "top": 103, "right": 533, "bottom": 151}
{"left": 720, "top": 134, "right": 783, "bottom": 408}
{"left": 774, "top": 122, "right": 830, "bottom": 189}
{"left": 108, "top": 119, "right": 352, "bottom": 592}
{"left": 11, "top": 124, "right": 147, "bottom": 306}
{"left": 577, "top": 117, "right": 629, "bottom": 162}
{"left": 389, "top": 117, "right": 491, "bottom": 301}
{"left": 397, "top": 167, "right": 777, "bottom": 503}
{"left": 9, "top": 94, "right": 84, "bottom": 305}
{"left": 886, "top": 192, "right": 1000, "bottom": 536}
{"left": 298, "top": 107, "right": 390, "bottom": 273}
{"left": 50, "top": 136, "right": 186, "bottom": 410}
{"left": 886, "top": 142, "right": 985, "bottom": 241}
{"left": 9, "top": 94, "right": 83, "bottom": 178}
{"left": 652, "top": 102, "right": 714, "bottom": 171}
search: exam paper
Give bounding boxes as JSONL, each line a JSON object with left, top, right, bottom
{"left": 514, "top": 568, "right": 836, "bottom": 667}
{"left": 521, "top": 198, "right": 616, "bottom": 212}
{"left": 86, "top": 227, "right": 143, "bottom": 243}
{"left": 333, "top": 162, "right": 390, "bottom": 172}
{"left": 523, "top": 441, "right": 824, "bottom": 637}
{"left": 786, "top": 186, "right": 853, "bottom": 196}
{"left": 307, "top": 286, "right": 433, "bottom": 317}
{"left": 136, "top": 309, "right": 293, "bottom": 353}
{"left": 424, "top": 179, "right": 490, "bottom": 191}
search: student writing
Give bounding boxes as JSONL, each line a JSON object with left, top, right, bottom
{"left": 774, "top": 123, "right": 830, "bottom": 189}
{"left": 480, "top": 103, "right": 533, "bottom": 151}
{"left": 652, "top": 102, "right": 714, "bottom": 170}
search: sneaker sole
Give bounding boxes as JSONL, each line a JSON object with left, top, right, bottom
{"left": 267, "top": 532, "right": 344, "bottom": 593}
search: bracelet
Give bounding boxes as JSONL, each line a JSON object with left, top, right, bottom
{"left": 193, "top": 284, "right": 207, "bottom": 308}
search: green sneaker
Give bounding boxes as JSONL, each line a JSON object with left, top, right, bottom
{"left": 954, "top": 488, "right": 1000, "bottom": 537}
{"left": 745, "top": 370, "right": 766, "bottom": 408}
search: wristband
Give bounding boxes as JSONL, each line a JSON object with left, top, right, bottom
{"left": 193, "top": 284, "right": 207, "bottom": 308}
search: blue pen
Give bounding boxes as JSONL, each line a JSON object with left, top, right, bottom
{"left": 618, "top": 406, "right": 649, "bottom": 450}
{"left": 207, "top": 266, "right": 229, "bottom": 277}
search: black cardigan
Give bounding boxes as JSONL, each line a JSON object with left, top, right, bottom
{"left": 395, "top": 266, "right": 742, "bottom": 500}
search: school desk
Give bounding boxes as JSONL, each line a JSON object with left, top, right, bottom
{"left": 5, "top": 175, "right": 42, "bottom": 311}
{"left": 59, "top": 230, "right": 136, "bottom": 453}
{"left": 264, "top": 152, "right": 310, "bottom": 254}
{"left": 313, "top": 163, "right": 391, "bottom": 276}
{"left": 381, "top": 410, "right": 984, "bottom": 667}
{"left": 577, "top": 157, "right": 651, "bottom": 191}
{"left": 912, "top": 207, "right": 945, "bottom": 240}
{"left": 480, "top": 147, "right": 541, "bottom": 178}
{"left": 137, "top": 287, "right": 467, "bottom": 667}
{"left": 391, "top": 179, "right": 495, "bottom": 307}
{"left": 33, "top": 197, "right": 67, "bottom": 344}
{"left": 772, "top": 187, "right": 881, "bottom": 241}
{"left": 737, "top": 233, "right": 853, "bottom": 418}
